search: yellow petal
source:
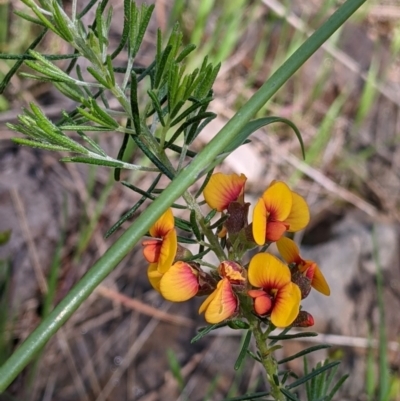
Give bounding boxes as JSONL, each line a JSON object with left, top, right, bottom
{"left": 248, "top": 253, "right": 291, "bottom": 289}
{"left": 310, "top": 264, "right": 330, "bottom": 296}
{"left": 147, "top": 263, "right": 163, "bottom": 292}
{"left": 203, "top": 173, "right": 247, "bottom": 212}
{"left": 262, "top": 181, "right": 292, "bottom": 221}
{"left": 252, "top": 198, "right": 268, "bottom": 246}
{"left": 160, "top": 262, "right": 199, "bottom": 302}
{"left": 271, "top": 282, "right": 301, "bottom": 327}
{"left": 276, "top": 237, "right": 301, "bottom": 264}
{"left": 158, "top": 229, "right": 177, "bottom": 273}
{"left": 285, "top": 192, "right": 310, "bottom": 232}
{"left": 199, "top": 278, "right": 237, "bottom": 324}
{"left": 149, "top": 208, "right": 175, "bottom": 238}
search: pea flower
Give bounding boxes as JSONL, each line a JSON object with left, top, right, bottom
{"left": 252, "top": 181, "right": 310, "bottom": 245}
{"left": 142, "top": 208, "right": 177, "bottom": 273}
{"left": 248, "top": 253, "right": 301, "bottom": 327}
{"left": 276, "top": 237, "right": 330, "bottom": 296}
{"left": 199, "top": 261, "right": 244, "bottom": 324}
{"left": 203, "top": 172, "right": 247, "bottom": 212}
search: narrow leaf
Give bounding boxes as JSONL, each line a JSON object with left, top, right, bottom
{"left": 286, "top": 361, "right": 340, "bottom": 390}
{"left": 277, "top": 344, "right": 331, "bottom": 364}
{"left": 191, "top": 323, "right": 227, "bottom": 343}
{"left": 234, "top": 330, "right": 252, "bottom": 371}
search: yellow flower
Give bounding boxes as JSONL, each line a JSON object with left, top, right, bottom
{"left": 252, "top": 181, "right": 309, "bottom": 245}
{"left": 203, "top": 173, "right": 247, "bottom": 212}
{"left": 159, "top": 261, "right": 200, "bottom": 302}
{"left": 142, "top": 208, "right": 177, "bottom": 274}
{"left": 199, "top": 278, "right": 238, "bottom": 324}
{"left": 248, "top": 253, "right": 301, "bottom": 327}
{"left": 276, "top": 237, "right": 330, "bottom": 296}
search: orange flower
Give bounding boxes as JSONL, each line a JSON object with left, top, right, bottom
{"left": 248, "top": 253, "right": 301, "bottom": 327}
{"left": 276, "top": 237, "right": 330, "bottom": 296}
{"left": 159, "top": 261, "right": 199, "bottom": 302}
{"left": 142, "top": 208, "right": 177, "bottom": 273}
{"left": 252, "top": 181, "right": 309, "bottom": 245}
{"left": 199, "top": 278, "right": 238, "bottom": 324}
{"left": 203, "top": 173, "right": 247, "bottom": 212}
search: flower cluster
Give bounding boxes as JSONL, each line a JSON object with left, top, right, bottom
{"left": 142, "top": 173, "right": 330, "bottom": 328}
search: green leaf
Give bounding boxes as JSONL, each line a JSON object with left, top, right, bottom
{"left": 114, "top": 133, "right": 129, "bottom": 181}
{"left": 130, "top": 73, "right": 141, "bottom": 134}
{"left": 165, "top": 112, "right": 216, "bottom": 148}
{"left": 277, "top": 344, "right": 331, "bottom": 364}
{"left": 77, "top": 107, "right": 110, "bottom": 127}
{"left": 220, "top": 117, "right": 305, "bottom": 159}
{"left": 189, "top": 210, "right": 202, "bottom": 241}
{"left": 280, "top": 388, "right": 299, "bottom": 401}
{"left": 51, "top": 0, "right": 73, "bottom": 42}
{"left": 87, "top": 66, "right": 111, "bottom": 88}
{"left": 105, "top": 174, "right": 162, "bottom": 238}
{"left": 60, "top": 156, "right": 126, "bottom": 168}
{"left": 170, "top": 96, "right": 213, "bottom": 127}
{"left": 268, "top": 332, "right": 318, "bottom": 341}
{"left": 88, "top": 98, "right": 119, "bottom": 128}
{"left": 12, "top": 138, "right": 71, "bottom": 152}
{"left": 234, "top": 330, "right": 251, "bottom": 371}
{"left": 111, "top": 0, "right": 131, "bottom": 59}
{"left": 174, "top": 217, "right": 193, "bottom": 233}
{"left": 155, "top": 44, "right": 173, "bottom": 89}
{"left": 59, "top": 125, "right": 113, "bottom": 132}
{"left": 221, "top": 391, "right": 271, "bottom": 401}
{"left": 13, "top": 10, "right": 46, "bottom": 26}
{"left": 286, "top": 361, "right": 340, "bottom": 390}
{"left": 176, "top": 43, "right": 196, "bottom": 63}
{"left": 147, "top": 90, "right": 166, "bottom": 126}
{"left": 0, "top": 28, "right": 47, "bottom": 95}
{"left": 105, "top": 55, "right": 115, "bottom": 87}
{"left": 54, "top": 81, "right": 85, "bottom": 103}
{"left": 191, "top": 323, "right": 228, "bottom": 343}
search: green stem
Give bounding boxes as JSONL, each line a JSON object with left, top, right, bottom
{"left": 244, "top": 299, "right": 283, "bottom": 400}
{"left": 0, "top": 0, "right": 366, "bottom": 391}
{"left": 182, "top": 191, "right": 226, "bottom": 261}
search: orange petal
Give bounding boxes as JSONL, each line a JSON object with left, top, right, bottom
{"left": 142, "top": 239, "right": 162, "bottom": 263}
{"left": 248, "top": 253, "right": 291, "bottom": 290}
{"left": 158, "top": 229, "right": 177, "bottom": 273}
{"left": 252, "top": 198, "right": 268, "bottom": 246}
{"left": 248, "top": 289, "right": 266, "bottom": 298}
{"left": 276, "top": 237, "right": 302, "bottom": 264}
{"left": 310, "top": 264, "right": 330, "bottom": 296}
{"left": 253, "top": 293, "right": 272, "bottom": 315}
{"left": 149, "top": 208, "right": 175, "bottom": 238}
{"left": 262, "top": 182, "right": 292, "bottom": 221}
{"left": 285, "top": 192, "right": 310, "bottom": 232}
{"left": 199, "top": 278, "right": 237, "bottom": 324}
{"left": 270, "top": 282, "right": 301, "bottom": 327}
{"left": 160, "top": 261, "right": 199, "bottom": 302}
{"left": 203, "top": 173, "right": 247, "bottom": 212}
{"left": 147, "top": 263, "right": 163, "bottom": 292}
{"left": 265, "top": 221, "right": 288, "bottom": 242}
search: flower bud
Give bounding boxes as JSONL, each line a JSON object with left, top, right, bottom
{"left": 292, "top": 311, "right": 314, "bottom": 327}
{"left": 291, "top": 269, "right": 312, "bottom": 299}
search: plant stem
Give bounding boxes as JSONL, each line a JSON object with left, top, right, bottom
{"left": 245, "top": 305, "right": 284, "bottom": 400}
